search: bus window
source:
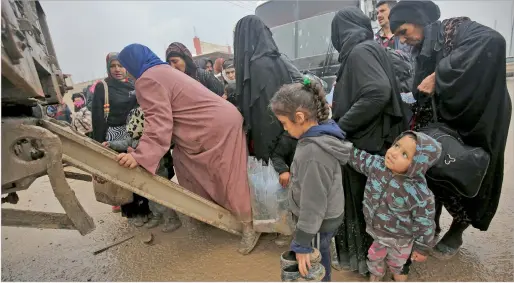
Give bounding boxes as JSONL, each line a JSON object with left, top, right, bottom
{"left": 271, "top": 22, "right": 296, "bottom": 59}
{"left": 297, "top": 12, "right": 335, "bottom": 59}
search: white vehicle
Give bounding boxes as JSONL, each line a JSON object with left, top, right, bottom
{"left": 255, "top": 0, "right": 378, "bottom": 86}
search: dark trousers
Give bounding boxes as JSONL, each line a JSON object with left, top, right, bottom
{"left": 318, "top": 232, "right": 334, "bottom": 282}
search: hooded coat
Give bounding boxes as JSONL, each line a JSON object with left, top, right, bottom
{"left": 390, "top": 1, "right": 512, "bottom": 231}
{"left": 165, "top": 42, "right": 224, "bottom": 96}
{"left": 118, "top": 44, "right": 252, "bottom": 220}
{"left": 348, "top": 131, "right": 442, "bottom": 255}
{"left": 288, "top": 120, "right": 352, "bottom": 247}
{"left": 331, "top": 7, "right": 408, "bottom": 153}
{"left": 234, "top": 15, "right": 302, "bottom": 161}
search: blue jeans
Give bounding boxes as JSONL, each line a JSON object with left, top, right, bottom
{"left": 319, "top": 232, "right": 334, "bottom": 282}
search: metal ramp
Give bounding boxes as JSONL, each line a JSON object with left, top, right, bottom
{"left": 1, "top": 117, "right": 242, "bottom": 236}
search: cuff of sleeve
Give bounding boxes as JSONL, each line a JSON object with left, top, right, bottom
{"left": 294, "top": 228, "right": 315, "bottom": 248}
{"left": 277, "top": 167, "right": 289, "bottom": 175}
{"left": 290, "top": 240, "right": 313, "bottom": 254}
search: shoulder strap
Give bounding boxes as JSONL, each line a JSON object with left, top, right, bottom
{"left": 101, "top": 80, "right": 109, "bottom": 120}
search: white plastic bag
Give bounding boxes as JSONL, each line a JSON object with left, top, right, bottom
{"left": 247, "top": 157, "right": 294, "bottom": 235}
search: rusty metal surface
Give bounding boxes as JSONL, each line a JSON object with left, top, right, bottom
{"left": 1, "top": 118, "right": 95, "bottom": 235}
{"left": 1, "top": 0, "right": 68, "bottom": 105}
{"left": 40, "top": 119, "right": 243, "bottom": 236}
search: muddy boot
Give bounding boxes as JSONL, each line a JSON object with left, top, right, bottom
{"left": 161, "top": 209, "right": 182, "bottom": 233}
{"left": 144, "top": 212, "right": 163, "bottom": 229}
{"left": 432, "top": 219, "right": 469, "bottom": 260}
{"left": 275, "top": 234, "right": 292, "bottom": 247}
{"left": 128, "top": 215, "right": 148, "bottom": 227}
{"left": 238, "top": 221, "right": 261, "bottom": 255}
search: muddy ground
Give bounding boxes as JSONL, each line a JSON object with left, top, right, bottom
{"left": 2, "top": 79, "right": 514, "bottom": 281}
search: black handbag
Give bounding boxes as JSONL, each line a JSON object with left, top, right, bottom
{"left": 420, "top": 98, "right": 490, "bottom": 198}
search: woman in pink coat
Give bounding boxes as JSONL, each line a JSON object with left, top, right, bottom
{"left": 116, "top": 43, "right": 259, "bottom": 254}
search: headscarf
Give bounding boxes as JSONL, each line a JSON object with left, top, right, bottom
{"left": 118, "top": 44, "right": 168, "bottom": 80}
{"left": 106, "top": 52, "right": 127, "bottom": 80}
{"left": 165, "top": 42, "right": 198, "bottom": 78}
{"left": 389, "top": 0, "right": 441, "bottom": 34}
{"left": 71, "top": 93, "right": 86, "bottom": 111}
{"left": 331, "top": 7, "right": 374, "bottom": 69}
{"left": 196, "top": 58, "right": 213, "bottom": 71}
{"left": 233, "top": 15, "right": 281, "bottom": 100}
{"left": 222, "top": 58, "right": 235, "bottom": 83}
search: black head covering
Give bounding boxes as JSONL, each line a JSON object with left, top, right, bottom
{"left": 196, "top": 58, "right": 213, "bottom": 70}
{"left": 165, "top": 42, "right": 198, "bottom": 78}
{"left": 234, "top": 15, "right": 281, "bottom": 96}
{"left": 389, "top": 0, "right": 441, "bottom": 33}
{"left": 331, "top": 7, "right": 373, "bottom": 66}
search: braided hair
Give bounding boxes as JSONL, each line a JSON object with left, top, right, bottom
{"left": 270, "top": 77, "right": 330, "bottom": 123}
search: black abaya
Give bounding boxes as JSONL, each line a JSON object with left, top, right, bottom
{"left": 234, "top": 15, "right": 301, "bottom": 161}
{"left": 414, "top": 19, "right": 511, "bottom": 231}
{"left": 330, "top": 8, "right": 409, "bottom": 275}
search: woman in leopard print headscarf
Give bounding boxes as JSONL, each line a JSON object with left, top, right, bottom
{"left": 389, "top": 0, "right": 512, "bottom": 262}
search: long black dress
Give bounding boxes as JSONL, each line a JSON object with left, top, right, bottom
{"left": 330, "top": 8, "right": 408, "bottom": 275}
{"left": 411, "top": 18, "right": 512, "bottom": 230}
{"left": 234, "top": 15, "right": 301, "bottom": 162}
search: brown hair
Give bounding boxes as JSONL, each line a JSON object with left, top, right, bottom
{"left": 270, "top": 79, "right": 330, "bottom": 123}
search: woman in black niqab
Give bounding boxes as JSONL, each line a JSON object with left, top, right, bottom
{"left": 330, "top": 7, "right": 409, "bottom": 276}
{"left": 390, "top": 0, "right": 512, "bottom": 259}
{"left": 233, "top": 15, "right": 301, "bottom": 161}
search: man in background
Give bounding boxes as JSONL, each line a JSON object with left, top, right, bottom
{"left": 374, "top": 0, "right": 411, "bottom": 54}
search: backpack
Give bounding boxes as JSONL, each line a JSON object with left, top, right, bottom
{"left": 385, "top": 47, "right": 414, "bottom": 94}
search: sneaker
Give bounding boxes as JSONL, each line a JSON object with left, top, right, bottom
{"left": 281, "top": 263, "right": 325, "bottom": 282}
{"left": 112, "top": 206, "right": 121, "bottom": 213}
{"left": 280, "top": 248, "right": 321, "bottom": 269}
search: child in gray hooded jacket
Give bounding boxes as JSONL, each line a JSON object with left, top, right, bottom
{"left": 271, "top": 78, "right": 352, "bottom": 282}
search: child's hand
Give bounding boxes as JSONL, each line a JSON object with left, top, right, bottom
{"left": 101, "top": 142, "right": 110, "bottom": 148}
{"left": 116, "top": 153, "right": 139, "bottom": 169}
{"left": 295, "top": 252, "right": 311, "bottom": 277}
{"left": 411, "top": 251, "right": 427, "bottom": 262}
{"left": 279, "top": 172, "right": 291, "bottom": 188}
{"left": 222, "top": 94, "right": 228, "bottom": 100}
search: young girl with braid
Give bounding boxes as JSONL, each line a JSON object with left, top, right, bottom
{"left": 271, "top": 78, "right": 352, "bottom": 282}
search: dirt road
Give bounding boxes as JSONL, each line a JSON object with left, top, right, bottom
{"left": 2, "top": 79, "right": 513, "bottom": 281}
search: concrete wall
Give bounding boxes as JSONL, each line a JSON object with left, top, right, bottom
{"left": 62, "top": 78, "right": 104, "bottom": 113}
